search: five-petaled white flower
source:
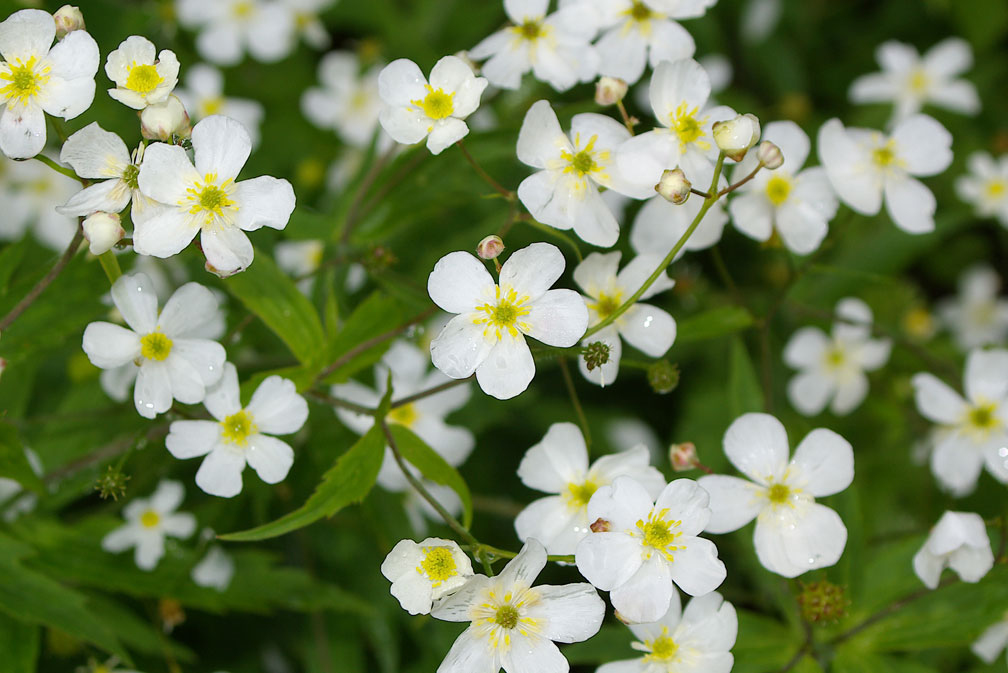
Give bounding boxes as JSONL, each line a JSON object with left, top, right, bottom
{"left": 936, "top": 265, "right": 1008, "bottom": 351}
{"left": 135, "top": 114, "right": 296, "bottom": 276}
{"left": 912, "top": 510, "right": 994, "bottom": 589}
{"left": 956, "top": 152, "right": 1008, "bottom": 228}
{"left": 166, "top": 362, "right": 309, "bottom": 498}
{"left": 428, "top": 242, "right": 589, "bottom": 400}
{"left": 175, "top": 0, "right": 296, "bottom": 66}
{"left": 576, "top": 476, "right": 726, "bottom": 623}
{"left": 817, "top": 114, "right": 952, "bottom": 234}
{"left": 0, "top": 8, "right": 99, "bottom": 159}
{"left": 431, "top": 539, "right": 605, "bottom": 673}
{"left": 515, "top": 422, "right": 666, "bottom": 555}
{"left": 105, "top": 35, "right": 180, "bottom": 109}
{"left": 783, "top": 297, "right": 892, "bottom": 416}
{"left": 82, "top": 272, "right": 227, "bottom": 419}
{"left": 698, "top": 413, "right": 854, "bottom": 578}
{"left": 911, "top": 348, "right": 1008, "bottom": 496}
{"left": 303, "top": 51, "right": 384, "bottom": 148}
{"left": 175, "top": 63, "right": 265, "bottom": 148}
{"left": 381, "top": 537, "right": 475, "bottom": 615}
{"left": 101, "top": 480, "right": 197, "bottom": 571}
{"left": 597, "top": 590, "right": 738, "bottom": 673}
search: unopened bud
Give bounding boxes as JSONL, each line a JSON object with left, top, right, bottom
{"left": 797, "top": 580, "right": 849, "bottom": 623}
{"left": 595, "top": 76, "right": 628, "bottom": 106}
{"left": 141, "top": 94, "right": 191, "bottom": 142}
{"left": 669, "top": 442, "right": 699, "bottom": 472}
{"left": 53, "top": 5, "right": 85, "bottom": 39}
{"left": 713, "top": 113, "right": 761, "bottom": 161}
{"left": 756, "top": 140, "right": 784, "bottom": 169}
{"left": 655, "top": 168, "right": 691, "bottom": 204}
{"left": 582, "top": 341, "right": 611, "bottom": 372}
{"left": 647, "top": 359, "right": 679, "bottom": 394}
{"left": 477, "top": 235, "right": 504, "bottom": 260}
{"left": 0, "top": 357, "right": 6, "bottom": 382}
{"left": 82, "top": 212, "right": 124, "bottom": 255}
{"left": 589, "top": 518, "right": 611, "bottom": 533}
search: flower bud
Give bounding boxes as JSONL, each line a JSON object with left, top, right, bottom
{"left": 647, "top": 359, "right": 679, "bottom": 394}
{"left": 0, "top": 357, "right": 6, "bottom": 382}
{"left": 669, "top": 442, "right": 699, "bottom": 472}
{"left": 141, "top": 95, "right": 191, "bottom": 142}
{"left": 756, "top": 140, "right": 784, "bottom": 169}
{"left": 797, "top": 580, "right": 849, "bottom": 623}
{"left": 589, "top": 518, "right": 611, "bottom": 533}
{"left": 713, "top": 113, "right": 761, "bottom": 161}
{"left": 477, "top": 234, "right": 504, "bottom": 260}
{"left": 53, "top": 5, "right": 85, "bottom": 39}
{"left": 82, "top": 212, "right": 124, "bottom": 255}
{"left": 595, "top": 76, "right": 628, "bottom": 106}
{"left": 582, "top": 341, "right": 611, "bottom": 372}
{"left": 655, "top": 168, "right": 691, "bottom": 204}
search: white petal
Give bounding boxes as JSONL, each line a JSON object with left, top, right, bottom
{"left": 789, "top": 428, "right": 853, "bottom": 497}
{"left": 37, "top": 31, "right": 98, "bottom": 119}
{"left": 427, "top": 118, "right": 469, "bottom": 155}
{"left": 59, "top": 122, "right": 130, "bottom": 179}
{"left": 515, "top": 496, "right": 582, "bottom": 553}
{"left": 170, "top": 339, "right": 226, "bottom": 389}
{"left": 649, "top": 58, "right": 710, "bottom": 121}
{"left": 517, "top": 99, "right": 567, "bottom": 169}
{"left": 912, "top": 372, "right": 967, "bottom": 424}
{"left": 575, "top": 531, "right": 644, "bottom": 591}
{"left": 133, "top": 535, "right": 165, "bottom": 570}
{"left": 722, "top": 413, "right": 789, "bottom": 485}
{"left": 377, "top": 59, "right": 428, "bottom": 108}
{"left": 430, "top": 313, "right": 494, "bottom": 379}
{"left": 500, "top": 242, "right": 565, "bottom": 301}
{"left": 971, "top": 620, "right": 1008, "bottom": 664}
{"left": 200, "top": 224, "right": 254, "bottom": 274}
{"left": 586, "top": 476, "right": 656, "bottom": 531}
{"left": 830, "top": 371, "right": 869, "bottom": 415}
{"left": 436, "top": 627, "right": 498, "bottom": 673}
{"left": 668, "top": 536, "right": 726, "bottom": 596}
{"left": 782, "top": 327, "right": 828, "bottom": 368}
{"left": 101, "top": 524, "right": 137, "bottom": 553}
{"left": 82, "top": 322, "right": 141, "bottom": 369}
{"left": 158, "top": 283, "right": 220, "bottom": 336}
{"left": 754, "top": 503, "right": 847, "bottom": 577}
{"left": 0, "top": 9, "right": 54, "bottom": 61}
{"left": 246, "top": 376, "right": 309, "bottom": 435}
{"left": 930, "top": 433, "right": 983, "bottom": 496}
{"left": 619, "top": 303, "right": 676, "bottom": 357}
{"left": 529, "top": 583, "right": 605, "bottom": 642}
{"left": 884, "top": 174, "right": 936, "bottom": 234}
{"left": 518, "top": 422, "right": 589, "bottom": 492}
{"left": 729, "top": 191, "right": 774, "bottom": 242}
{"left": 192, "top": 115, "right": 251, "bottom": 181}
{"left": 165, "top": 352, "right": 207, "bottom": 404}
{"left": 429, "top": 55, "right": 486, "bottom": 118}
{"left": 58, "top": 179, "right": 131, "bottom": 217}
{"left": 787, "top": 371, "right": 834, "bottom": 416}
{"left": 111, "top": 272, "right": 159, "bottom": 333}
{"left": 964, "top": 348, "right": 1008, "bottom": 403}
{"left": 246, "top": 434, "right": 295, "bottom": 484}
{"left": 817, "top": 118, "right": 881, "bottom": 215}
{"left": 195, "top": 448, "right": 246, "bottom": 498}
{"left": 150, "top": 479, "right": 185, "bottom": 512}
{"left": 524, "top": 289, "right": 588, "bottom": 347}
{"left": 204, "top": 362, "right": 242, "bottom": 420}
{"left": 695, "top": 475, "right": 763, "bottom": 533}
{"left": 137, "top": 142, "right": 200, "bottom": 205}
{"left": 475, "top": 333, "right": 535, "bottom": 400}
{"left": 499, "top": 538, "right": 548, "bottom": 587}
{"left": 654, "top": 479, "right": 711, "bottom": 536}
{"left": 160, "top": 512, "right": 196, "bottom": 538}
{"left": 891, "top": 114, "right": 952, "bottom": 177}
{"left": 134, "top": 362, "right": 173, "bottom": 418}
{"left": 234, "top": 176, "right": 296, "bottom": 231}
{"left": 166, "top": 420, "right": 220, "bottom": 459}
{"left": 0, "top": 103, "right": 45, "bottom": 159}
{"left": 428, "top": 251, "right": 494, "bottom": 313}
{"left": 615, "top": 254, "right": 675, "bottom": 302}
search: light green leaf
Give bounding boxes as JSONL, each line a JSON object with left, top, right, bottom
{"left": 387, "top": 424, "right": 473, "bottom": 528}
{"left": 677, "top": 306, "right": 754, "bottom": 342}
{"left": 0, "top": 422, "right": 43, "bottom": 494}
{"left": 728, "top": 337, "right": 764, "bottom": 416}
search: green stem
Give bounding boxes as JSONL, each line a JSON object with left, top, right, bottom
{"left": 518, "top": 214, "right": 583, "bottom": 262}
{"left": 559, "top": 358, "right": 591, "bottom": 448}
{"left": 33, "top": 154, "right": 78, "bottom": 181}
{"left": 456, "top": 140, "right": 514, "bottom": 200}
{"left": 98, "top": 250, "right": 122, "bottom": 283}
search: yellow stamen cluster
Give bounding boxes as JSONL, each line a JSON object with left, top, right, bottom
{"left": 220, "top": 410, "right": 257, "bottom": 446}
{"left": 140, "top": 331, "right": 173, "bottom": 361}
{"left": 985, "top": 180, "right": 1006, "bottom": 199}
{"left": 560, "top": 134, "right": 609, "bottom": 186}
{"left": 765, "top": 175, "right": 792, "bottom": 206}
{"left": 590, "top": 291, "right": 623, "bottom": 321}
{"left": 418, "top": 546, "right": 458, "bottom": 586}
{"left": 871, "top": 139, "right": 903, "bottom": 170}
{"left": 474, "top": 286, "right": 532, "bottom": 339}
{"left": 640, "top": 627, "right": 679, "bottom": 663}
{"left": 513, "top": 19, "right": 544, "bottom": 41}
{"left": 823, "top": 346, "right": 847, "bottom": 369}
{"left": 388, "top": 403, "right": 418, "bottom": 428}
{"left": 565, "top": 479, "right": 598, "bottom": 508}
{"left": 412, "top": 85, "right": 455, "bottom": 120}
{"left": 471, "top": 585, "right": 542, "bottom": 653}
{"left": 670, "top": 102, "right": 709, "bottom": 150}
{"left": 966, "top": 403, "right": 1000, "bottom": 436}
{"left": 125, "top": 63, "right": 163, "bottom": 95}
{"left": 636, "top": 508, "right": 685, "bottom": 562}
{"left": 184, "top": 172, "right": 238, "bottom": 225}
{"left": 0, "top": 56, "right": 50, "bottom": 107}
{"left": 767, "top": 482, "right": 791, "bottom": 504}
{"left": 140, "top": 509, "right": 160, "bottom": 528}
{"left": 628, "top": 1, "right": 655, "bottom": 22}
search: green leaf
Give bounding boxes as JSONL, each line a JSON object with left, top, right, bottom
{"left": 224, "top": 248, "right": 326, "bottom": 364}
{"left": 728, "top": 337, "right": 764, "bottom": 416}
{"left": 0, "top": 239, "right": 28, "bottom": 292}
{"left": 0, "top": 612, "right": 39, "bottom": 673}
{"left": 220, "top": 425, "right": 386, "bottom": 541}
{"left": 318, "top": 291, "right": 414, "bottom": 384}
{"left": 0, "top": 422, "right": 43, "bottom": 494}
{"left": 677, "top": 306, "right": 754, "bottom": 342}
{"left": 387, "top": 424, "right": 473, "bottom": 528}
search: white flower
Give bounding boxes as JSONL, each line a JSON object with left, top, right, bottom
{"left": 849, "top": 38, "right": 979, "bottom": 123}
{"left": 697, "top": 413, "right": 853, "bottom": 578}
{"left": 936, "top": 265, "right": 1008, "bottom": 351}
{"left": 0, "top": 8, "right": 99, "bottom": 159}
{"left": 104, "top": 35, "right": 179, "bottom": 109}
{"left": 57, "top": 122, "right": 152, "bottom": 219}
{"left": 82, "top": 272, "right": 227, "bottom": 419}
{"left": 175, "top": 0, "right": 296, "bottom": 66}
{"left": 381, "top": 537, "right": 474, "bottom": 615}
{"left": 175, "top": 64, "right": 264, "bottom": 148}
{"left": 302, "top": 51, "right": 384, "bottom": 148}
{"left": 728, "top": 120, "right": 838, "bottom": 255}
{"left": 191, "top": 545, "right": 235, "bottom": 591}
{"left": 515, "top": 422, "right": 665, "bottom": 555}
{"left": 956, "top": 152, "right": 1008, "bottom": 228}
{"left": 0, "top": 155, "right": 78, "bottom": 250}
{"left": 278, "top": 0, "right": 335, "bottom": 50}
{"left": 275, "top": 238, "right": 324, "bottom": 295}
{"left": 428, "top": 242, "right": 589, "bottom": 400}
{"left": 516, "top": 100, "right": 652, "bottom": 247}
{"left": 973, "top": 614, "right": 1008, "bottom": 665}
{"left": 101, "top": 480, "right": 196, "bottom": 571}
{"left": 912, "top": 511, "right": 993, "bottom": 589}
{"left": 135, "top": 115, "right": 296, "bottom": 275}
{"left": 573, "top": 252, "right": 677, "bottom": 386}
{"left": 166, "top": 362, "right": 308, "bottom": 498}
{"left": 629, "top": 191, "right": 729, "bottom": 259}
{"left": 783, "top": 297, "right": 892, "bottom": 416}
{"left": 432, "top": 539, "right": 605, "bottom": 673}
{"left": 597, "top": 591, "right": 737, "bottom": 673}
{"left": 911, "top": 348, "right": 1008, "bottom": 496}
{"left": 576, "top": 476, "right": 726, "bottom": 623}
{"left": 817, "top": 114, "right": 952, "bottom": 234}
{"left": 140, "top": 94, "right": 191, "bottom": 141}
{"left": 469, "top": 0, "right": 599, "bottom": 91}
{"left": 378, "top": 55, "right": 488, "bottom": 155}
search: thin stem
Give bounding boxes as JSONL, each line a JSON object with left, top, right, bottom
{"left": 32, "top": 154, "right": 79, "bottom": 181}
{"left": 340, "top": 145, "right": 396, "bottom": 245}
{"left": 559, "top": 358, "right": 591, "bottom": 448}
{"left": 0, "top": 225, "right": 84, "bottom": 332}
{"left": 689, "top": 188, "right": 712, "bottom": 199}
{"left": 455, "top": 140, "right": 514, "bottom": 200}
{"left": 306, "top": 390, "right": 377, "bottom": 416}
{"left": 315, "top": 307, "right": 435, "bottom": 383}
{"left": 615, "top": 100, "right": 635, "bottom": 135}
{"left": 390, "top": 377, "right": 471, "bottom": 409}
{"left": 830, "top": 577, "right": 957, "bottom": 645}
{"left": 98, "top": 250, "right": 122, "bottom": 284}
{"left": 717, "top": 163, "right": 763, "bottom": 198}
{"left": 517, "top": 213, "right": 583, "bottom": 262}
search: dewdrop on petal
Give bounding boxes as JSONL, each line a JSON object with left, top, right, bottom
{"left": 82, "top": 212, "right": 124, "bottom": 255}
{"left": 53, "top": 5, "right": 85, "bottom": 38}
{"left": 713, "top": 113, "right": 761, "bottom": 161}
{"left": 140, "top": 95, "right": 191, "bottom": 142}
{"left": 595, "top": 76, "right": 628, "bottom": 106}
{"left": 656, "top": 168, "right": 691, "bottom": 205}
{"left": 476, "top": 235, "right": 504, "bottom": 260}
{"left": 756, "top": 140, "right": 784, "bottom": 169}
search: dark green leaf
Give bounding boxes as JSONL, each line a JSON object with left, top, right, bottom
{"left": 318, "top": 291, "right": 414, "bottom": 384}
{"left": 387, "top": 424, "right": 473, "bottom": 528}
{"left": 728, "top": 337, "right": 764, "bottom": 416}
{"left": 0, "top": 422, "right": 43, "bottom": 494}
{"left": 677, "top": 306, "right": 754, "bottom": 342}
{"left": 0, "top": 612, "right": 39, "bottom": 673}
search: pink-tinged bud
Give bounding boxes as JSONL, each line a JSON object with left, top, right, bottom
{"left": 756, "top": 140, "right": 784, "bottom": 169}
{"left": 82, "top": 212, "right": 124, "bottom": 255}
{"left": 655, "top": 168, "right": 691, "bottom": 204}
{"left": 595, "top": 76, "right": 628, "bottom": 106}
{"left": 141, "top": 95, "right": 191, "bottom": 142}
{"left": 713, "top": 113, "right": 761, "bottom": 161}
{"left": 0, "top": 358, "right": 6, "bottom": 381}
{"left": 477, "top": 235, "right": 504, "bottom": 260}
{"left": 669, "top": 442, "right": 699, "bottom": 472}
{"left": 53, "top": 6, "right": 85, "bottom": 39}
{"left": 589, "top": 517, "right": 611, "bottom": 533}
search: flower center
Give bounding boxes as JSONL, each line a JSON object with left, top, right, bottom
{"left": 140, "top": 331, "right": 173, "bottom": 361}
{"left": 232, "top": 1, "right": 255, "bottom": 18}
{"left": 767, "top": 482, "right": 791, "bottom": 504}
{"left": 671, "top": 102, "right": 708, "bottom": 149}
{"left": 628, "top": 1, "right": 655, "bottom": 21}
{"left": 201, "top": 96, "right": 224, "bottom": 116}
{"left": 968, "top": 403, "right": 998, "bottom": 432}
{"left": 412, "top": 85, "right": 455, "bottom": 120}
{"left": 140, "top": 509, "right": 160, "bottom": 528}
{"left": 636, "top": 508, "right": 684, "bottom": 562}
{"left": 908, "top": 69, "right": 929, "bottom": 93}
{"left": 122, "top": 164, "right": 140, "bottom": 190}
{"left": 823, "top": 346, "right": 846, "bottom": 369}
{"left": 474, "top": 286, "right": 532, "bottom": 339}
{"left": 185, "top": 173, "right": 238, "bottom": 225}
{"left": 871, "top": 140, "right": 902, "bottom": 170}
{"left": 986, "top": 180, "right": 1006, "bottom": 199}
{"left": 419, "top": 546, "right": 458, "bottom": 586}
{"left": 765, "top": 175, "right": 792, "bottom": 206}
{"left": 388, "top": 403, "right": 418, "bottom": 428}
{"left": 0, "top": 56, "right": 49, "bottom": 107}
{"left": 495, "top": 604, "right": 520, "bottom": 629}
{"left": 515, "top": 19, "right": 543, "bottom": 40}
{"left": 589, "top": 291, "right": 622, "bottom": 321}
{"left": 642, "top": 631, "right": 679, "bottom": 662}
{"left": 221, "top": 410, "right": 256, "bottom": 446}
{"left": 125, "top": 64, "right": 163, "bottom": 95}
{"left": 565, "top": 479, "right": 598, "bottom": 508}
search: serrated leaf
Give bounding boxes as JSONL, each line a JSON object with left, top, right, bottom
{"left": 728, "top": 337, "right": 764, "bottom": 416}
{"left": 387, "top": 424, "right": 473, "bottom": 528}
{"left": 677, "top": 306, "right": 754, "bottom": 342}
{"left": 220, "top": 425, "right": 385, "bottom": 541}
{"left": 0, "top": 422, "right": 43, "bottom": 494}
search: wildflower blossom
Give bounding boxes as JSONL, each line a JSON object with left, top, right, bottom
{"left": 175, "top": 64, "right": 264, "bottom": 147}
{"left": 0, "top": 155, "right": 78, "bottom": 249}
{"left": 175, "top": 0, "right": 296, "bottom": 66}
{"left": 57, "top": 122, "right": 152, "bottom": 219}
{"left": 381, "top": 537, "right": 474, "bottom": 615}
{"left": 303, "top": 51, "right": 384, "bottom": 147}
{"left": 101, "top": 480, "right": 196, "bottom": 570}
{"left": 104, "top": 35, "right": 179, "bottom": 109}
{"left": 912, "top": 510, "right": 993, "bottom": 589}
{"left": 956, "top": 152, "right": 1008, "bottom": 227}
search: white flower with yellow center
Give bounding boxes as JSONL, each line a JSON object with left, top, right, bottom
{"left": 0, "top": 152, "right": 78, "bottom": 250}
{"left": 956, "top": 152, "right": 1008, "bottom": 228}
{"left": 618, "top": 58, "right": 736, "bottom": 192}
{"left": 101, "top": 480, "right": 197, "bottom": 571}
{"left": 175, "top": 0, "right": 296, "bottom": 66}
{"left": 175, "top": 64, "right": 264, "bottom": 148}
{"left": 0, "top": 8, "right": 99, "bottom": 159}
{"left": 378, "top": 55, "right": 488, "bottom": 156}
{"left": 381, "top": 537, "right": 475, "bottom": 615}
{"left": 849, "top": 38, "right": 979, "bottom": 123}
{"left": 576, "top": 476, "right": 726, "bottom": 623}
{"left": 698, "top": 412, "right": 854, "bottom": 578}
{"left": 166, "top": 362, "right": 308, "bottom": 498}
{"left": 783, "top": 297, "right": 892, "bottom": 416}
{"left": 728, "top": 120, "right": 838, "bottom": 255}
{"left": 597, "top": 590, "right": 737, "bottom": 673}
{"left": 432, "top": 539, "right": 605, "bottom": 673}
{"left": 303, "top": 51, "right": 384, "bottom": 148}
{"left": 515, "top": 422, "right": 665, "bottom": 555}
{"left": 428, "top": 242, "right": 589, "bottom": 400}
{"left": 469, "top": 0, "right": 599, "bottom": 91}
{"left": 104, "top": 35, "right": 179, "bottom": 110}
{"left": 135, "top": 114, "right": 296, "bottom": 276}
{"left": 912, "top": 348, "right": 1008, "bottom": 496}
{"left": 817, "top": 114, "right": 952, "bottom": 234}
{"left": 278, "top": 0, "right": 335, "bottom": 50}
{"left": 82, "top": 272, "right": 227, "bottom": 419}
{"left": 936, "top": 265, "right": 1008, "bottom": 351}
{"left": 912, "top": 510, "right": 994, "bottom": 590}
{"left": 630, "top": 191, "right": 729, "bottom": 260}
{"left": 517, "top": 100, "right": 651, "bottom": 247}
{"left": 572, "top": 251, "right": 677, "bottom": 386}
